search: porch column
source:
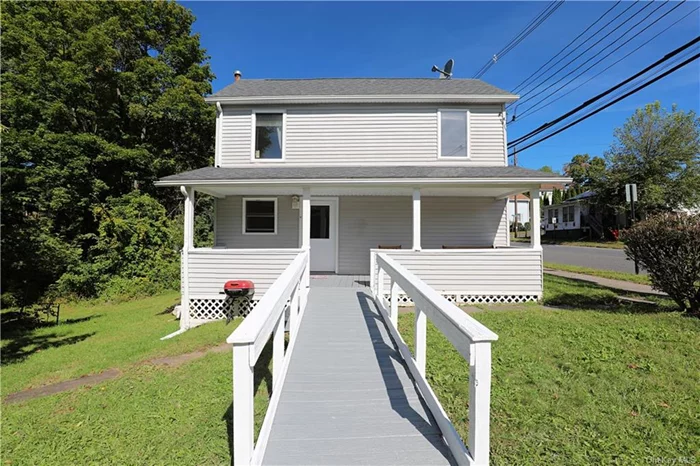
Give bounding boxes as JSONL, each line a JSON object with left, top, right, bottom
{"left": 181, "top": 186, "right": 195, "bottom": 329}
{"left": 530, "top": 188, "right": 541, "bottom": 249}
{"left": 300, "top": 187, "right": 311, "bottom": 311}
{"left": 412, "top": 188, "right": 421, "bottom": 251}
{"left": 301, "top": 187, "right": 311, "bottom": 250}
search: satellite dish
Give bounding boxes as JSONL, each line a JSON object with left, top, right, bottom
{"left": 431, "top": 58, "right": 454, "bottom": 79}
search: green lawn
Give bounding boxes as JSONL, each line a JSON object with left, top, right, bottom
{"left": 2, "top": 278, "right": 698, "bottom": 465}
{"left": 544, "top": 262, "right": 652, "bottom": 286}
{"left": 2, "top": 293, "right": 272, "bottom": 465}
{"left": 1, "top": 291, "right": 237, "bottom": 396}
{"left": 400, "top": 276, "right": 699, "bottom": 465}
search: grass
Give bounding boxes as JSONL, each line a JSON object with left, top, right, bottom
{"left": 3, "top": 279, "right": 698, "bottom": 464}
{"left": 398, "top": 275, "right": 699, "bottom": 465}
{"left": 2, "top": 292, "right": 274, "bottom": 465}
{"left": 511, "top": 234, "right": 625, "bottom": 249}
{"left": 1, "top": 291, "right": 239, "bottom": 397}
{"left": 544, "top": 261, "right": 652, "bottom": 286}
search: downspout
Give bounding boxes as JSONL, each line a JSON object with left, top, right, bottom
{"left": 215, "top": 102, "right": 223, "bottom": 167}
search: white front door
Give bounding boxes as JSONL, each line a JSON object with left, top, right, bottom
{"left": 310, "top": 199, "right": 337, "bottom": 272}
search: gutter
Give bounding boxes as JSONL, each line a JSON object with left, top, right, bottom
{"left": 156, "top": 176, "right": 573, "bottom": 187}
{"left": 203, "top": 94, "right": 519, "bottom": 105}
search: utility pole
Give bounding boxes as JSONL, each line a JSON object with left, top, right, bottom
{"left": 512, "top": 146, "right": 518, "bottom": 239}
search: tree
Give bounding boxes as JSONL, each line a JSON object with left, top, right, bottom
{"left": 551, "top": 188, "right": 563, "bottom": 205}
{"left": 1, "top": 1, "right": 215, "bottom": 304}
{"left": 592, "top": 102, "right": 700, "bottom": 217}
{"left": 564, "top": 154, "right": 606, "bottom": 187}
{"left": 539, "top": 165, "right": 560, "bottom": 174}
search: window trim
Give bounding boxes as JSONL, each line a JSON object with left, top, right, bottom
{"left": 242, "top": 197, "right": 278, "bottom": 235}
{"left": 251, "top": 109, "right": 287, "bottom": 162}
{"left": 437, "top": 108, "right": 471, "bottom": 160}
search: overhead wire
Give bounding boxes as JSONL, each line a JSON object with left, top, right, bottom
{"left": 513, "top": 0, "right": 660, "bottom": 107}
{"left": 512, "top": 1, "right": 695, "bottom": 124}
{"left": 473, "top": 1, "right": 564, "bottom": 79}
{"left": 513, "top": 0, "right": 673, "bottom": 111}
{"left": 509, "top": 35, "right": 700, "bottom": 147}
{"left": 508, "top": 51, "right": 700, "bottom": 153}
{"left": 509, "top": 1, "right": 622, "bottom": 95}
{"left": 506, "top": 0, "right": 641, "bottom": 107}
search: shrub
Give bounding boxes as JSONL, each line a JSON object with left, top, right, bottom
{"left": 622, "top": 213, "right": 700, "bottom": 315}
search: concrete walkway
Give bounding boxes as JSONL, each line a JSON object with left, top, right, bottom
{"left": 262, "top": 287, "right": 453, "bottom": 465}
{"left": 544, "top": 269, "right": 665, "bottom": 296}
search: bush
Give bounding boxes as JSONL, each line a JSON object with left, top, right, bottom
{"left": 622, "top": 213, "right": 700, "bottom": 315}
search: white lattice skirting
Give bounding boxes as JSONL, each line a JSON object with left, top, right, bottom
{"left": 384, "top": 293, "right": 540, "bottom": 305}
{"left": 188, "top": 298, "right": 259, "bottom": 322}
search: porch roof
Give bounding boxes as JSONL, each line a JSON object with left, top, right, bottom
{"left": 156, "top": 165, "right": 570, "bottom": 187}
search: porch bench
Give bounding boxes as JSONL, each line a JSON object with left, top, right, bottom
{"left": 378, "top": 245, "right": 402, "bottom": 249}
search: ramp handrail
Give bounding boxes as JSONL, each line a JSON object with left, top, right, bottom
{"left": 371, "top": 251, "right": 498, "bottom": 466}
{"left": 227, "top": 250, "right": 309, "bottom": 465}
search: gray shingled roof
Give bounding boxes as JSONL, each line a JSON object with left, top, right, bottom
{"left": 210, "top": 78, "right": 514, "bottom": 99}
{"left": 158, "top": 165, "right": 567, "bottom": 184}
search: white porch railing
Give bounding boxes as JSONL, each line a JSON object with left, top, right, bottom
{"left": 226, "top": 250, "right": 309, "bottom": 466}
{"left": 184, "top": 248, "right": 303, "bottom": 325}
{"left": 370, "top": 248, "right": 543, "bottom": 304}
{"left": 371, "top": 251, "right": 499, "bottom": 466}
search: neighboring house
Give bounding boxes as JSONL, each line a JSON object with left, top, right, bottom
{"left": 157, "top": 76, "right": 570, "bottom": 327}
{"left": 507, "top": 183, "right": 565, "bottom": 228}
{"left": 542, "top": 190, "right": 596, "bottom": 239}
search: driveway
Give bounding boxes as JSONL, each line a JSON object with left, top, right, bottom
{"left": 542, "top": 245, "right": 645, "bottom": 274}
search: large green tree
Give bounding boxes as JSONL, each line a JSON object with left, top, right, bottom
{"left": 592, "top": 102, "right": 700, "bottom": 217}
{"left": 564, "top": 153, "right": 606, "bottom": 187}
{"left": 1, "top": 1, "right": 215, "bottom": 305}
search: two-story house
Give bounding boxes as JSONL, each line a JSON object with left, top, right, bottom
{"left": 157, "top": 76, "right": 569, "bottom": 328}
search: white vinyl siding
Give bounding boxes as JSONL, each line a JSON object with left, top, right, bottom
{"left": 213, "top": 195, "right": 509, "bottom": 274}
{"left": 220, "top": 108, "right": 253, "bottom": 165}
{"left": 375, "top": 248, "right": 543, "bottom": 296}
{"left": 338, "top": 197, "right": 413, "bottom": 274}
{"left": 422, "top": 197, "right": 508, "bottom": 249}
{"left": 216, "top": 196, "right": 299, "bottom": 247}
{"left": 470, "top": 106, "right": 506, "bottom": 165}
{"left": 337, "top": 196, "right": 509, "bottom": 274}
{"left": 187, "top": 249, "right": 301, "bottom": 298}
{"left": 217, "top": 105, "right": 506, "bottom": 166}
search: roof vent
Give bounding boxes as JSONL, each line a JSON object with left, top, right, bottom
{"left": 234, "top": 70, "right": 242, "bottom": 82}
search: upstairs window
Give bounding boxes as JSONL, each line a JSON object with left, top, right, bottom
{"left": 243, "top": 198, "right": 277, "bottom": 234}
{"left": 254, "top": 113, "right": 284, "bottom": 159}
{"left": 439, "top": 110, "right": 469, "bottom": 158}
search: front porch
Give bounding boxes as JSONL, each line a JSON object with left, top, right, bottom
{"left": 175, "top": 181, "right": 544, "bottom": 328}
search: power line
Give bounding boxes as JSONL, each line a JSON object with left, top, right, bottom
{"left": 473, "top": 1, "right": 564, "bottom": 79}
{"left": 507, "top": 1, "right": 640, "bottom": 106}
{"left": 513, "top": 0, "right": 672, "bottom": 110}
{"left": 513, "top": 5, "right": 699, "bottom": 124}
{"left": 509, "top": 35, "right": 700, "bottom": 146}
{"left": 509, "top": 1, "right": 621, "bottom": 95}
{"left": 508, "top": 52, "right": 700, "bottom": 153}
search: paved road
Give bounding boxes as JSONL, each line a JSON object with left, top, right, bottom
{"left": 542, "top": 245, "right": 645, "bottom": 274}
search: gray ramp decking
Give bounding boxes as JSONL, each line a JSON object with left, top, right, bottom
{"left": 262, "top": 286, "right": 453, "bottom": 465}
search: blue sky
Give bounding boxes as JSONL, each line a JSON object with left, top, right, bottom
{"left": 183, "top": 1, "right": 699, "bottom": 171}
